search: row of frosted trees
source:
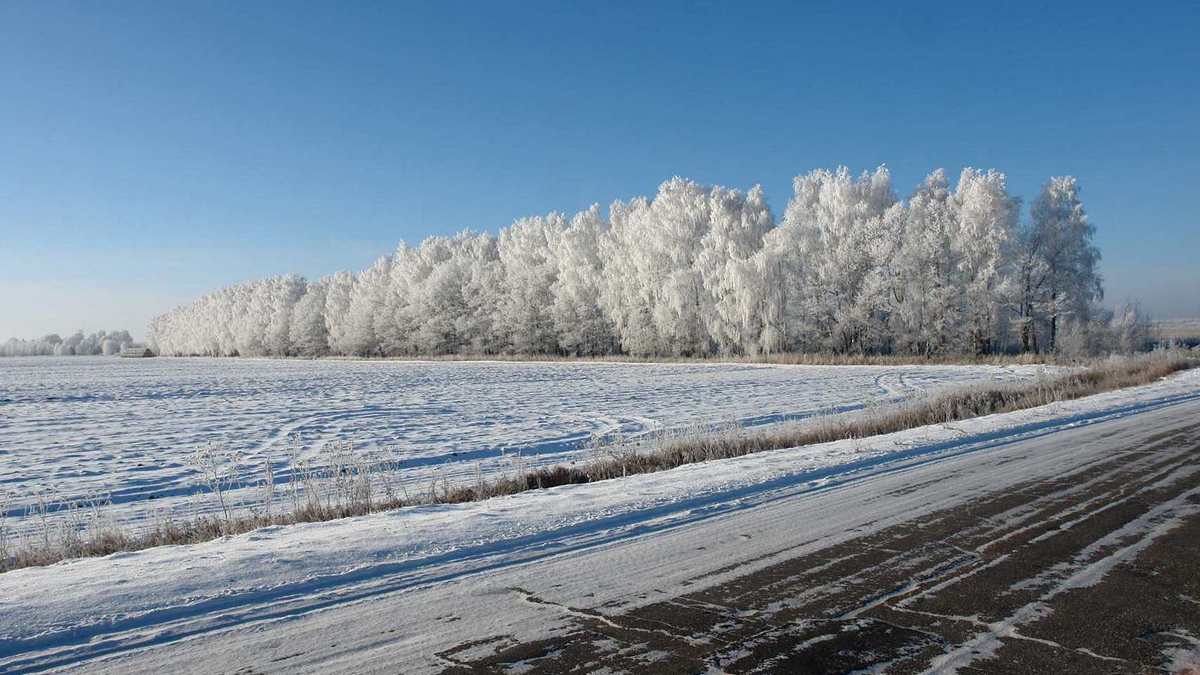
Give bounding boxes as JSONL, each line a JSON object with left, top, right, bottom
{"left": 1, "top": 330, "right": 136, "bottom": 357}
{"left": 150, "top": 166, "right": 1116, "bottom": 358}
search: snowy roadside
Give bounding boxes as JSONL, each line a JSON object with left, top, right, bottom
{"left": 0, "top": 357, "right": 1050, "bottom": 536}
{"left": 2, "top": 367, "right": 1198, "bottom": 660}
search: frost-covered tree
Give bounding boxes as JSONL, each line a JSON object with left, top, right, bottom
{"left": 547, "top": 205, "right": 613, "bottom": 355}
{"left": 639, "top": 179, "right": 715, "bottom": 356}
{"left": 951, "top": 168, "right": 1019, "bottom": 354}
{"left": 366, "top": 233, "right": 493, "bottom": 356}
{"left": 695, "top": 185, "right": 775, "bottom": 354}
{"left": 453, "top": 232, "right": 505, "bottom": 354}
{"left": 100, "top": 336, "right": 120, "bottom": 355}
{"left": 853, "top": 202, "right": 907, "bottom": 353}
{"left": 263, "top": 274, "right": 306, "bottom": 356}
{"left": 890, "top": 170, "right": 959, "bottom": 355}
{"left": 408, "top": 236, "right": 467, "bottom": 354}
{"left": 602, "top": 178, "right": 773, "bottom": 355}
{"left": 377, "top": 234, "right": 499, "bottom": 355}
{"left": 1110, "top": 300, "right": 1151, "bottom": 354}
{"left": 290, "top": 279, "right": 330, "bottom": 357}
{"left": 599, "top": 194, "right": 659, "bottom": 356}
{"left": 496, "top": 214, "right": 563, "bottom": 354}
{"left": 1, "top": 330, "right": 133, "bottom": 357}
{"left": 885, "top": 168, "right": 1017, "bottom": 356}
{"left": 58, "top": 330, "right": 84, "bottom": 356}
{"left": 772, "top": 166, "right": 897, "bottom": 352}
{"left": 413, "top": 240, "right": 464, "bottom": 353}
{"left": 322, "top": 271, "right": 356, "bottom": 356}
{"left": 1013, "top": 177, "right": 1102, "bottom": 352}
{"left": 99, "top": 330, "right": 135, "bottom": 355}
{"left": 339, "top": 256, "right": 392, "bottom": 356}
{"left": 147, "top": 166, "right": 1108, "bottom": 359}
{"left": 231, "top": 283, "right": 268, "bottom": 356}
{"left": 377, "top": 242, "right": 422, "bottom": 355}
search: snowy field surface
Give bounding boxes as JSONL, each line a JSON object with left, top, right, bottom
{"left": 0, "top": 357, "right": 1050, "bottom": 532}
{"left": 1, "top": 366, "right": 1197, "bottom": 672}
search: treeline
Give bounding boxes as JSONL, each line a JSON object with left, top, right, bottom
{"left": 1, "top": 330, "right": 136, "bottom": 357}
{"left": 150, "top": 166, "right": 1143, "bottom": 359}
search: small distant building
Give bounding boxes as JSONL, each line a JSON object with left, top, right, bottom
{"left": 120, "top": 345, "right": 156, "bottom": 358}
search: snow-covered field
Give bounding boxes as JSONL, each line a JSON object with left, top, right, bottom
{"left": 1, "top": 365, "right": 1197, "bottom": 672}
{"left": 0, "top": 357, "right": 1050, "bottom": 533}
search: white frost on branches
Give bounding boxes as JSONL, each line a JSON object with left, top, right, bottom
{"left": 148, "top": 167, "right": 1118, "bottom": 358}
{"left": 1, "top": 330, "right": 136, "bottom": 357}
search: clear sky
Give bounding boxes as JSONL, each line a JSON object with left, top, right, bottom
{"left": 2, "top": 1, "right": 1198, "bottom": 340}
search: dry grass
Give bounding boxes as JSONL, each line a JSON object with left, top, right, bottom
{"left": 1154, "top": 319, "right": 1200, "bottom": 348}
{"left": 1, "top": 350, "right": 1193, "bottom": 574}
{"left": 572, "top": 350, "right": 1195, "bottom": 481}
{"left": 324, "top": 351, "right": 1056, "bottom": 367}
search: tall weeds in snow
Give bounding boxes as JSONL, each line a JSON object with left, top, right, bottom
{"left": 190, "top": 443, "right": 242, "bottom": 528}
{"left": 259, "top": 459, "right": 276, "bottom": 521}
{"left": 1, "top": 350, "right": 1194, "bottom": 573}
{"left": 0, "top": 494, "right": 10, "bottom": 567}
{"left": 0, "top": 491, "right": 130, "bottom": 570}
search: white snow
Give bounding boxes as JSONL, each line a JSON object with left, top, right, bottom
{"left": 1, "top": 365, "right": 1197, "bottom": 672}
{"left": 0, "top": 356, "right": 1049, "bottom": 533}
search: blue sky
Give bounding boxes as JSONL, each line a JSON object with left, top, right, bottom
{"left": 2, "top": 1, "right": 1198, "bottom": 339}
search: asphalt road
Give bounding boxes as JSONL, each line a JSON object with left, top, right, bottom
{"left": 436, "top": 404, "right": 1200, "bottom": 674}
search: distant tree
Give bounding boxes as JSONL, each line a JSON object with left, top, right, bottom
{"left": 1110, "top": 300, "right": 1151, "bottom": 353}
{"left": 1, "top": 330, "right": 134, "bottom": 357}
{"left": 454, "top": 232, "right": 505, "bottom": 354}
{"left": 1013, "top": 177, "right": 1102, "bottom": 352}
{"left": 695, "top": 184, "right": 775, "bottom": 355}
{"left": 602, "top": 178, "right": 773, "bottom": 356}
{"left": 322, "top": 271, "right": 357, "bottom": 356}
{"left": 951, "top": 168, "right": 1019, "bottom": 355}
{"left": 290, "top": 280, "right": 330, "bottom": 357}
{"left": 773, "top": 166, "right": 897, "bottom": 352}
{"left": 497, "top": 213, "right": 563, "bottom": 354}
{"left": 263, "top": 274, "right": 307, "bottom": 356}
{"left": 145, "top": 166, "right": 1109, "bottom": 360}
{"left": 548, "top": 205, "right": 613, "bottom": 355}
{"left": 890, "top": 170, "right": 958, "bottom": 355}
{"left": 408, "top": 236, "right": 467, "bottom": 354}
{"left": 341, "top": 256, "right": 392, "bottom": 356}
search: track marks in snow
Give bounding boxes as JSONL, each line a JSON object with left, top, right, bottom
{"left": 0, "top": 358, "right": 1043, "bottom": 535}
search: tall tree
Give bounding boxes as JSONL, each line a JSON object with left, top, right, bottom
{"left": 323, "top": 271, "right": 357, "bottom": 355}
{"left": 342, "top": 256, "right": 393, "bottom": 356}
{"left": 497, "top": 214, "right": 562, "bottom": 354}
{"left": 890, "top": 170, "right": 958, "bottom": 355}
{"left": 775, "top": 166, "right": 897, "bottom": 352}
{"left": 1014, "top": 177, "right": 1102, "bottom": 352}
{"left": 290, "top": 279, "right": 330, "bottom": 357}
{"left": 951, "top": 168, "right": 1018, "bottom": 354}
{"left": 548, "top": 205, "right": 614, "bottom": 355}
{"left": 696, "top": 185, "right": 775, "bottom": 354}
